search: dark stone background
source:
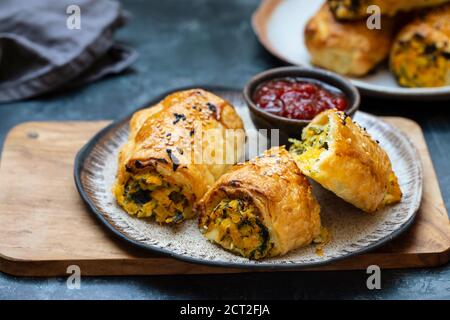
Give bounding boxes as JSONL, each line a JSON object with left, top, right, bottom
{"left": 0, "top": 0, "right": 449, "bottom": 299}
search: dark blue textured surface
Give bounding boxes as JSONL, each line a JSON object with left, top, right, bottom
{"left": 0, "top": 0, "right": 449, "bottom": 300}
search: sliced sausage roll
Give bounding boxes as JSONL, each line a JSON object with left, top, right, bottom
{"left": 305, "top": 3, "right": 395, "bottom": 76}
{"left": 328, "top": 0, "right": 449, "bottom": 20}
{"left": 197, "top": 147, "right": 321, "bottom": 260}
{"left": 289, "top": 110, "right": 402, "bottom": 213}
{"left": 113, "top": 89, "right": 245, "bottom": 224}
{"left": 390, "top": 4, "right": 450, "bottom": 87}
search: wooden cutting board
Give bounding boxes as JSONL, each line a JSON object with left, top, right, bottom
{"left": 0, "top": 119, "right": 449, "bottom": 276}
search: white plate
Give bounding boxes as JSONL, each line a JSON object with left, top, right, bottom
{"left": 252, "top": 0, "right": 450, "bottom": 100}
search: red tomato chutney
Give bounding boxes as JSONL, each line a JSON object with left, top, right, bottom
{"left": 252, "top": 77, "right": 348, "bottom": 120}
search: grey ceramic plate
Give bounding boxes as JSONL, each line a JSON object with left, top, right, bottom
{"left": 252, "top": 0, "right": 450, "bottom": 100}
{"left": 74, "top": 87, "right": 423, "bottom": 270}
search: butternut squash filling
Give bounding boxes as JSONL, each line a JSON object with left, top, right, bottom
{"left": 117, "top": 170, "right": 191, "bottom": 224}
{"left": 289, "top": 123, "right": 330, "bottom": 171}
{"left": 391, "top": 36, "right": 450, "bottom": 87}
{"left": 200, "top": 199, "right": 272, "bottom": 260}
{"left": 328, "top": 0, "right": 367, "bottom": 19}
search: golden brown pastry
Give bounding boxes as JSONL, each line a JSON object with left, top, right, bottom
{"left": 196, "top": 147, "right": 321, "bottom": 260}
{"left": 390, "top": 4, "right": 450, "bottom": 87}
{"left": 304, "top": 3, "right": 395, "bottom": 77}
{"left": 113, "top": 89, "right": 245, "bottom": 224}
{"left": 289, "top": 109, "right": 402, "bottom": 213}
{"left": 328, "top": 0, "right": 449, "bottom": 20}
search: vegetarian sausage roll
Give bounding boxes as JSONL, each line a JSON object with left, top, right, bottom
{"left": 289, "top": 110, "right": 402, "bottom": 213}
{"left": 113, "top": 89, "right": 245, "bottom": 224}
{"left": 328, "top": 0, "right": 449, "bottom": 20}
{"left": 197, "top": 147, "right": 321, "bottom": 260}
{"left": 305, "top": 4, "right": 395, "bottom": 76}
{"left": 390, "top": 4, "right": 450, "bottom": 87}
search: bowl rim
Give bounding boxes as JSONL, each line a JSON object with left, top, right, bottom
{"left": 243, "top": 66, "right": 361, "bottom": 124}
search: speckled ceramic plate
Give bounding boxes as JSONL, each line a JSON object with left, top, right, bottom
{"left": 252, "top": 0, "right": 450, "bottom": 100}
{"left": 74, "top": 87, "right": 423, "bottom": 270}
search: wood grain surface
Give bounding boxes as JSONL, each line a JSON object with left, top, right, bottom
{"left": 0, "top": 119, "right": 449, "bottom": 276}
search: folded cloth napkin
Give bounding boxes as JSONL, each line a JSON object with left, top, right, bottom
{"left": 0, "top": 0, "right": 137, "bottom": 103}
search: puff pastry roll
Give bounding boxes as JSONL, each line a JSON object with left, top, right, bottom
{"left": 305, "top": 4, "right": 395, "bottom": 76}
{"left": 328, "top": 0, "right": 449, "bottom": 20}
{"left": 197, "top": 147, "right": 321, "bottom": 260}
{"left": 390, "top": 4, "right": 450, "bottom": 87}
{"left": 113, "top": 89, "right": 245, "bottom": 224}
{"left": 290, "top": 110, "right": 402, "bottom": 213}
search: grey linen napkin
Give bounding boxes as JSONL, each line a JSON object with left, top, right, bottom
{"left": 0, "top": 0, "right": 137, "bottom": 103}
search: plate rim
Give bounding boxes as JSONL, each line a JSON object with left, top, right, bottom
{"left": 251, "top": 0, "right": 450, "bottom": 100}
{"left": 74, "top": 85, "right": 423, "bottom": 270}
